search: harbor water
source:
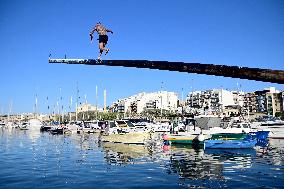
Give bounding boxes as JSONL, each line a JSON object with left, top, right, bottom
{"left": 0, "top": 129, "right": 283, "bottom": 189}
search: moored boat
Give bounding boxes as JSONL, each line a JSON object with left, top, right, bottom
{"left": 50, "top": 127, "right": 64, "bottom": 135}
{"left": 204, "top": 139, "right": 257, "bottom": 149}
{"left": 210, "top": 133, "right": 248, "bottom": 140}
{"left": 101, "top": 120, "right": 153, "bottom": 144}
{"left": 249, "top": 130, "right": 270, "bottom": 140}
{"left": 251, "top": 116, "right": 284, "bottom": 139}
{"left": 162, "top": 133, "right": 209, "bottom": 147}
{"left": 19, "top": 122, "right": 29, "bottom": 130}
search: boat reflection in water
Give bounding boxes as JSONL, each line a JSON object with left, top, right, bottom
{"left": 163, "top": 144, "right": 257, "bottom": 182}
{"left": 164, "top": 145, "right": 222, "bottom": 180}
{"left": 102, "top": 143, "right": 153, "bottom": 165}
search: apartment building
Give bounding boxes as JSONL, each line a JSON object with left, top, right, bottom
{"left": 187, "top": 89, "right": 235, "bottom": 115}
{"left": 111, "top": 91, "right": 178, "bottom": 114}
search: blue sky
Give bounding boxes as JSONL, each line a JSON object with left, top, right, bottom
{"left": 1, "top": 0, "right": 284, "bottom": 114}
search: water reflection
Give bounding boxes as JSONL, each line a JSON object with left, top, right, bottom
{"left": 102, "top": 143, "right": 151, "bottom": 165}
{"left": 164, "top": 145, "right": 219, "bottom": 179}
{"left": 0, "top": 129, "right": 283, "bottom": 189}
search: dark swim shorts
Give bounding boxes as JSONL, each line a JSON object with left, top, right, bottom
{"left": 98, "top": 35, "right": 108, "bottom": 44}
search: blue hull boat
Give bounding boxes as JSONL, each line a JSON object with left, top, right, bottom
{"left": 249, "top": 131, "right": 269, "bottom": 140}
{"left": 204, "top": 139, "right": 257, "bottom": 149}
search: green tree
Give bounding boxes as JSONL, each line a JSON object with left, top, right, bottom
{"left": 99, "top": 112, "right": 118, "bottom": 120}
{"left": 275, "top": 112, "right": 283, "bottom": 118}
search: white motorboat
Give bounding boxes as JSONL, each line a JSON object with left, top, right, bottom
{"left": 19, "top": 122, "right": 29, "bottom": 130}
{"left": 251, "top": 116, "right": 284, "bottom": 139}
{"left": 64, "top": 123, "right": 80, "bottom": 134}
{"left": 151, "top": 121, "right": 171, "bottom": 132}
{"left": 5, "top": 121, "right": 19, "bottom": 129}
{"left": 133, "top": 122, "right": 153, "bottom": 132}
{"left": 0, "top": 121, "right": 5, "bottom": 128}
{"left": 104, "top": 120, "right": 136, "bottom": 135}
{"left": 101, "top": 120, "right": 152, "bottom": 144}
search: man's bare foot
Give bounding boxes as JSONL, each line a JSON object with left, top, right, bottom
{"left": 97, "top": 56, "right": 102, "bottom": 63}
{"left": 105, "top": 49, "right": 109, "bottom": 55}
{"left": 97, "top": 59, "right": 102, "bottom": 63}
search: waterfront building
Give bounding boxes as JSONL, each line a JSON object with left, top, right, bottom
{"left": 223, "top": 105, "right": 240, "bottom": 117}
{"left": 76, "top": 103, "right": 103, "bottom": 113}
{"left": 186, "top": 87, "right": 284, "bottom": 118}
{"left": 254, "top": 87, "right": 283, "bottom": 117}
{"left": 111, "top": 91, "right": 178, "bottom": 115}
{"left": 281, "top": 91, "right": 284, "bottom": 113}
{"left": 265, "top": 88, "right": 283, "bottom": 117}
{"left": 186, "top": 89, "right": 235, "bottom": 115}
{"left": 0, "top": 113, "right": 54, "bottom": 122}
{"left": 232, "top": 91, "right": 245, "bottom": 107}
{"left": 243, "top": 92, "right": 257, "bottom": 114}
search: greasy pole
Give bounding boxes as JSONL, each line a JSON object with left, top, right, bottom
{"left": 48, "top": 58, "right": 284, "bottom": 84}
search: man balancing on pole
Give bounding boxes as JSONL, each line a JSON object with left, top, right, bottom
{"left": 90, "top": 22, "right": 113, "bottom": 61}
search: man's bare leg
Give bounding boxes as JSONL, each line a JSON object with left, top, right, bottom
{"left": 98, "top": 42, "right": 104, "bottom": 60}
{"left": 103, "top": 43, "right": 110, "bottom": 55}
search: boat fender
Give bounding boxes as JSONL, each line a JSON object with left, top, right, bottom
{"left": 163, "top": 145, "right": 170, "bottom": 151}
{"left": 162, "top": 134, "right": 169, "bottom": 140}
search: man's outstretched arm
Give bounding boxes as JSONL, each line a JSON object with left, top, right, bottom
{"left": 89, "top": 27, "right": 97, "bottom": 42}
{"left": 106, "top": 29, "right": 113, "bottom": 34}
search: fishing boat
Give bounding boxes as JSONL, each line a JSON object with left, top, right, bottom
{"left": 200, "top": 119, "right": 269, "bottom": 140}
{"left": 210, "top": 133, "right": 248, "bottom": 140}
{"left": 162, "top": 132, "right": 209, "bottom": 146}
{"left": 249, "top": 130, "right": 270, "bottom": 140}
{"left": 204, "top": 139, "right": 257, "bottom": 149}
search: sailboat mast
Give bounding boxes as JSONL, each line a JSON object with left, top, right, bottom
{"left": 69, "top": 96, "right": 72, "bottom": 122}
{"left": 76, "top": 82, "right": 79, "bottom": 122}
{"left": 8, "top": 100, "right": 13, "bottom": 122}
{"left": 96, "top": 86, "right": 98, "bottom": 121}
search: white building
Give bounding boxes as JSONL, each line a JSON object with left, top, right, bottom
{"left": 76, "top": 103, "right": 103, "bottom": 113}
{"left": 232, "top": 91, "right": 245, "bottom": 107}
{"left": 187, "top": 89, "right": 235, "bottom": 115}
{"left": 112, "top": 91, "right": 178, "bottom": 114}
